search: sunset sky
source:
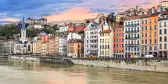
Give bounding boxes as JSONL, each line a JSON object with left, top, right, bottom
{"left": 0, "top": 0, "right": 163, "bottom": 24}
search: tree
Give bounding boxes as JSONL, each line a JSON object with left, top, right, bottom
{"left": 78, "top": 30, "right": 84, "bottom": 35}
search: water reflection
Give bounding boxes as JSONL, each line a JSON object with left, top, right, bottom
{"left": 0, "top": 59, "right": 168, "bottom": 84}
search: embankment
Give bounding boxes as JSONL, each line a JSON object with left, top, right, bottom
{"left": 71, "top": 58, "right": 168, "bottom": 73}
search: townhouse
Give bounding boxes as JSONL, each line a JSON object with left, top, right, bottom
{"left": 113, "top": 23, "right": 124, "bottom": 58}
{"left": 84, "top": 22, "right": 99, "bottom": 57}
{"left": 140, "top": 13, "right": 159, "bottom": 57}
{"left": 124, "top": 16, "right": 141, "bottom": 58}
{"left": 98, "top": 19, "right": 113, "bottom": 58}
{"left": 158, "top": 11, "right": 168, "bottom": 57}
{"left": 67, "top": 39, "right": 84, "bottom": 58}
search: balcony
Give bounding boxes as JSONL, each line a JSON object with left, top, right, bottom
{"left": 125, "top": 37, "right": 140, "bottom": 40}
{"left": 125, "top": 30, "right": 140, "bottom": 33}
{"left": 125, "top": 24, "right": 139, "bottom": 27}
{"left": 125, "top": 44, "right": 140, "bottom": 46}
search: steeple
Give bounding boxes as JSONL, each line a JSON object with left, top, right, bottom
{"left": 20, "top": 16, "right": 26, "bottom": 39}
{"left": 22, "top": 16, "right": 25, "bottom": 30}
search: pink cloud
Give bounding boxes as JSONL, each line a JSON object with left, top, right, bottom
{"left": 0, "top": 17, "right": 20, "bottom": 22}
{"left": 44, "top": 7, "right": 99, "bottom": 23}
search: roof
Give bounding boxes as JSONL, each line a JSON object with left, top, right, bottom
{"left": 161, "top": 11, "right": 168, "bottom": 15}
{"left": 125, "top": 16, "right": 141, "bottom": 21}
{"left": 40, "top": 31, "right": 47, "bottom": 35}
{"left": 103, "top": 29, "right": 111, "bottom": 33}
{"left": 141, "top": 13, "right": 160, "bottom": 18}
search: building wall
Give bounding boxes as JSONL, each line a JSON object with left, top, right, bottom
{"left": 98, "top": 20, "right": 113, "bottom": 57}
{"left": 41, "top": 42, "right": 48, "bottom": 56}
{"left": 161, "top": 1, "right": 168, "bottom": 8}
{"left": 140, "top": 15, "right": 158, "bottom": 57}
{"left": 55, "top": 36, "right": 59, "bottom": 54}
{"left": 59, "top": 37, "right": 67, "bottom": 56}
{"left": 67, "top": 41, "right": 84, "bottom": 58}
{"left": 113, "top": 24, "right": 124, "bottom": 58}
{"left": 84, "top": 23, "right": 99, "bottom": 57}
{"left": 158, "top": 14, "right": 168, "bottom": 57}
{"left": 124, "top": 18, "right": 141, "bottom": 58}
{"left": 59, "top": 26, "right": 68, "bottom": 32}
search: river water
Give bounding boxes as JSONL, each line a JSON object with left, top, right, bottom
{"left": 0, "top": 58, "right": 168, "bottom": 84}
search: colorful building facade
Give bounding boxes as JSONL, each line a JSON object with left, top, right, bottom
{"left": 98, "top": 20, "right": 113, "bottom": 57}
{"left": 84, "top": 22, "right": 99, "bottom": 57}
{"left": 158, "top": 11, "right": 168, "bottom": 57}
{"left": 113, "top": 24, "right": 124, "bottom": 58}
{"left": 124, "top": 16, "right": 141, "bottom": 58}
{"left": 67, "top": 40, "right": 84, "bottom": 58}
{"left": 140, "top": 14, "right": 158, "bottom": 57}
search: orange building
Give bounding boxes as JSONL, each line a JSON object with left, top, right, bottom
{"left": 67, "top": 40, "right": 84, "bottom": 58}
{"left": 113, "top": 23, "right": 124, "bottom": 58}
{"left": 140, "top": 14, "right": 159, "bottom": 57}
{"left": 48, "top": 35, "right": 56, "bottom": 55}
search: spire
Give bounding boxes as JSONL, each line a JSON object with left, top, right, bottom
{"left": 22, "top": 16, "right": 25, "bottom": 30}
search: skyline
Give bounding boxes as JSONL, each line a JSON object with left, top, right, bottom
{"left": 0, "top": 0, "right": 163, "bottom": 24}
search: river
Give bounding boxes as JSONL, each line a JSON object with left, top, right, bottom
{"left": 0, "top": 58, "right": 168, "bottom": 84}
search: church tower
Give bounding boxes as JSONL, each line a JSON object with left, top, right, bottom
{"left": 21, "top": 16, "right": 26, "bottom": 38}
{"left": 20, "top": 16, "right": 27, "bottom": 43}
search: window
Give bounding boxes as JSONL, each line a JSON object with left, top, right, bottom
{"left": 142, "top": 20, "right": 144, "bottom": 24}
{"left": 142, "top": 33, "right": 144, "bottom": 37}
{"left": 164, "top": 22, "right": 167, "bottom": 27}
{"left": 145, "top": 39, "right": 147, "bottom": 44}
{"left": 145, "top": 20, "right": 147, "bottom": 24}
{"left": 145, "top": 33, "right": 147, "bottom": 37}
{"left": 160, "top": 29, "right": 162, "bottom": 34}
{"left": 137, "top": 27, "right": 139, "bottom": 31}
{"left": 150, "top": 26, "right": 152, "bottom": 30}
{"left": 160, "top": 37, "right": 162, "bottom": 42}
{"left": 150, "top": 46, "right": 152, "bottom": 50}
{"left": 160, "top": 44, "right": 162, "bottom": 49}
{"left": 159, "top": 22, "right": 162, "bottom": 27}
{"left": 154, "top": 32, "right": 157, "bottom": 37}
{"left": 154, "top": 25, "right": 157, "bottom": 30}
{"left": 164, "top": 29, "right": 167, "bottom": 34}
{"left": 142, "top": 26, "right": 144, "bottom": 30}
{"left": 145, "top": 26, "right": 147, "bottom": 30}
{"left": 142, "top": 40, "right": 144, "bottom": 44}
{"left": 154, "top": 39, "right": 157, "bottom": 44}
{"left": 164, "top": 43, "right": 167, "bottom": 49}
{"left": 164, "top": 36, "right": 167, "bottom": 42}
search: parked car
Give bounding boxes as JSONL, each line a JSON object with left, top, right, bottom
{"left": 144, "top": 55, "right": 154, "bottom": 58}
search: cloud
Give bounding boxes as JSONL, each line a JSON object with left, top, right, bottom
{"left": 0, "top": 17, "right": 20, "bottom": 23}
{"left": 13, "top": 14, "right": 23, "bottom": 17}
{"left": 44, "top": 7, "right": 99, "bottom": 23}
{"left": 0, "top": 0, "right": 163, "bottom": 24}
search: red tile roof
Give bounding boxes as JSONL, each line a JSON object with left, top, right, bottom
{"left": 103, "top": 29, "right": 111, "bottom": 33}
{"left": 161, "top": 11, "right": 168, "bottom": 15}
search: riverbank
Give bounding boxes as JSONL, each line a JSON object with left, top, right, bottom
{"left": 71, "top": 58, "right": 168, "bottom": 73}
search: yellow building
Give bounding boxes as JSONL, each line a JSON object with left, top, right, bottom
{"left": 67, "top": 40, "right": 84, "bottom": 58}
{"left": 140, "top": 14, "right": 158, "bottom": 57}
{"left": 161, "top": 1, "right": 168, "bottom": 8}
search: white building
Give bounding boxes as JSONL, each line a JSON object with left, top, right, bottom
{"left": 26, "top": 18, "right": 47, "bottom": 29}
{"left": 59, "top": 26, "right": 68, "bottom": 32}
{"left": 124, "top": 16, "right": 141, "bottom": 58}
{"left": 161, "top": 1, "right": 168, "bottom": 8}
{"left": 84, "top": 22, "right": 99, "bottom": 57}
{"left": 98, "top": 20, "right": 113, "bottom": 57}
{"left": 158, "top": 11, "right": 168, "bottom": 57}
{"left": 67, "top": 33, "right": 82, "bottom": 40}
{"left": 59, "top": 37, "right": 67, "bottom": 56}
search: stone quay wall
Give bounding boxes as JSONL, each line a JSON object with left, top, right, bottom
{"left": 71, "top": 58, "right": 168, "bottom": 73}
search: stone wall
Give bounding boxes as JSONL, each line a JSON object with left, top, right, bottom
{"left": 71, "top": 59, "right": 168, "bottom": 73}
